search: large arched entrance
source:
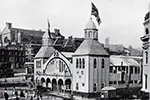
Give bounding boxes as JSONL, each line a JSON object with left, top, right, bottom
{"left": 46, "top": 78, "right": 51, "bottom": 89}
{"left": 58, "top": 79, "right": 63, "bottom": 92}
{"left": 41, "top": 77, "right": 46, "bottom": 87}
{"left": 52, "top": 78, "right": 57, "bottom": 91}
{"left": 65, "top": 79, "right": 71, "bottom": 90}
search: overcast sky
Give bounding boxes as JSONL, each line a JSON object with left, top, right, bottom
{"left": 0, "top": 0, "right": 149, "bottom": 48}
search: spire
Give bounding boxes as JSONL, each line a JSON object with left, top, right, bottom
{"left": 47, "top": 18, "right": 51, "bottom": 38}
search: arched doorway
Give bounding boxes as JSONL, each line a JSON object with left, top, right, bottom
{"left": 58, "top": 79, "right": 63, "bottom": 92}
{"left": 52, "top": 78, "right": 57, "bottom": 91}
{"left": 46, "top": 78, "right": 51, "bottom": 89}
{"left": 65, "top": 79, "right": 71, "bottom": 90}
{"left": 41, "top": 77, "right": 46, "bottom": 87}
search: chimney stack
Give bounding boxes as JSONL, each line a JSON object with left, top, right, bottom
{"left": 6, "top": 22, "right": 12, "bottom": 29}
{"left": 54, "top": 28, "right": 60, "bottom": 36}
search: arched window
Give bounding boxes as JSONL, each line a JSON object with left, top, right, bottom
{"left": 76, "top": 83, "right": 79, "bottom": 90}
{"left": 76, "top": 59, "right": 78, "bottom": 68}
{"left": 59, "top": 60, "right": 61, "bottom": 72}
{"left": 61, "top": 62, "right": 64, "bottom": 72}
{"left": 102, "top": 59, "right": 105, "bottom": 68}
{"left": 93, "top": 83, "right": 97, "bottom": 92}
{"left": 146, "top": 51, "right": 148, "bottom": 64}
{"left": 79, "top": 58, "right": 82, "bottom": 68}
{"left": 94, "top": 58, "right": 97, "bottom": 68}
{"left": 82, "top": 58, "right": 85, "bottom": 68}
{"left": 145, "top": 28, "right": 149, "bottom": 34}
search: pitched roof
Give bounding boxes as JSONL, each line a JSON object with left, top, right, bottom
{"left": 74, "top": 39, "right": 109, "bottom": 56}
{"left": 110, "top": 55, "right": 140, "bottom": 67}
{"left": 35, "top": 46, "right": 55, "bottom": 59}
{"left": 11, "top": 28, "right": 44, "bottom": 36}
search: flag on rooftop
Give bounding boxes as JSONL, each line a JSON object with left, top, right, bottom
{"left": 47, "top": 18, "right": 51, "bottom": 38}
{"left": 91, "top": 2, "right": 101, "bottom": 25}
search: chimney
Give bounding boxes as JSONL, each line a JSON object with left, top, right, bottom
{"left": 54, "top": 28, "right": 60, "bottom": 36}
{"left": 6, "top": 22, "right": 12, "bottom": 29}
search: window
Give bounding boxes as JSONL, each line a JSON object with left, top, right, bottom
{"left": 36, "top": 60, "right": 41, "bottom": 68}
{"left": 82, "top": 83, "right": 85, "bottom": 86}
{"left": 76, "top": 83, "right": 79, "bottom": 90}
{"left": 145, "top": 74, "right": 147, "bottom": 89}
{"left": 101, "top": 83, "right": 104, "bottom": 89}
{"left": 118, "top": 81, "right": 122, "bottom": 84}
{"left": 126, "top": 66, "right": 128, "bottom": 73}
{"left": 145, "top": 28, "right": 149, "bottom": 34}
{"left": 134, "top": 80, "right": 137, "bottom": 84}
{"left": 93, "top": 83, "right": 97, "bottom": 92}
{"left": 59, "top": 60, "right": 61, "bottom": 72}
{"left": 146, "top": 51, "right": 148, "bottom": 64}
{"left": 79, "top": 58, "right": 82, "bottom": 68}
{"left": 109, "top": 81, "right": 113, "bottom": 85}
{"left": 114, "top": 81, "right": 117, "bottom": 84}
{"left": 138, "top": 67, "right": 140, "bottom": 74}
{"left": 81, "top": 71, "right": 84, "bottom": 75}
{"left": 109, "top": 66, "right": 113, "bottom": 73}
{"left": 94, "top": 58, "right": 97, "bottom": 68}
{"left": 82, "top": 58, "right": 85, "bottom": 68}
{"left": 135, "top": 67, "right": 137, "bottom": 74}
{"left": 122, "top": 67, "right": 125, "bottom": 71}
{"left": 61, "top": 62, "right": 64, "bottom": 72}
{"left": 102, "top": 59, "right": 105, "bottom": 68}
{"left": 130, "top": 66, "right": 133, "bottom": 74}
{"left": 130, "top": 80, "right": 133, "bottom": 84}
{"left": 118, "top": 66, "right": 121, "bottom": 71}
{"left": 76, "top": 59, "right": 78, "bottom": 68}
{"left": 114, "top": 67, "right": 117, "bottom": 74}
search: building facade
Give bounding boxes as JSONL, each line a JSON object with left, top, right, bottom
{"left": 141, "top": 11, "right": 150, "bottom": 99}
{"left": 34, "top": 19, "right": 142, "bottom": 98}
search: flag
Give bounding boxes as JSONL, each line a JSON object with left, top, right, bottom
{"left": 91, "top": 2, "right": 101, "bottom": 25}
{"left": 47, "top": 18, "right": 51, "bottom": 38}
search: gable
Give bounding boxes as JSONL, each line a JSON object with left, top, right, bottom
{"left": 44, "top": 50, "right": 72, "bottom": 77}
{"left": 1, "top": 26, "right": 10, "bottom": 35}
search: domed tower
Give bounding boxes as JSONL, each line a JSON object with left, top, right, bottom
{"left": 34, "top": 26, "right": 55, "bottom": 82}
{"left": 84, "top": 18, "right": 98, "bottom": 40}
{"left": 42, "top": 30, "right": 53, "bottom": 46}
{"left": 72, "top": 19, "right": 109, "bottom": 98}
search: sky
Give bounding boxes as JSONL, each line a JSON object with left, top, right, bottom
{"left": 0, "top": 0, "right": 149, "bottom": 48}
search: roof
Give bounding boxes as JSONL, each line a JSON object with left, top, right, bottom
{"left": 74, "top": 39, "right": 109, "bottom": 56}
{"left": 110, "top": 55, "right": 140, "bottom": 67}
{"left": 101, "top": 86, "right": 116, "bottom": 91}
{"left": 11, "top": 28, "right": 44, "bottom": 36}
{"left": 61, "top": 52, "right": 74, "bottom": 58}
{"left": 85, "top": 19, "right": 97, "bottom": 30}
{"left": 35, "top": 46, "right": 55, "bottom": 58}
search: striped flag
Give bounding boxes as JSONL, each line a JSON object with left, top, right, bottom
{"left": 91, "top": 2, "right": 101, "bottom": 25}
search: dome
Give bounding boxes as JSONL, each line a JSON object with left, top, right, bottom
{"left": 85, "top": 18, "right": 97, "bottom": 30}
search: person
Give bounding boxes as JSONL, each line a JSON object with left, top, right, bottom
{"left": 30, "top": 96, "right": 33, "bottom": 100}
{"left": 20, "top": 90, "right": 25, "bottom": 97}
{"left": 16, "top": 96, "right": 19, "bottom": 100}
{"left": 25, "top": 90, "right": 28, "bottom": 98}
{"left": 4, "top": 91, "right": 9, "bottom": 100}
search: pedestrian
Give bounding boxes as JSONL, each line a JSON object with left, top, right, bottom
{"left": 20, "top": 90, "right": 25, "bottom": 97}
{"left": 25, "top": 90, "right": 28, "bottom": 98}
{"left": 16, "top": 96, "right": 19, "bottom": 100}
{"left": 30, "top": 96, "right": 33, "bottom": 100}
{"left": 4, "top": 91, "right": 9, "bottom": 100}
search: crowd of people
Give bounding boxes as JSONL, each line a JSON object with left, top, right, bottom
{"left": 3, "top": 87, "right": 42, "bottom": 100}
